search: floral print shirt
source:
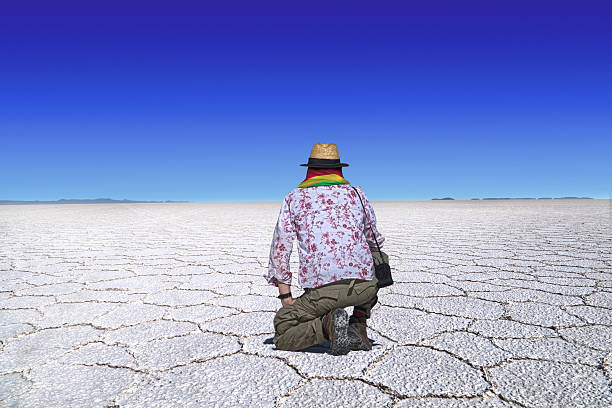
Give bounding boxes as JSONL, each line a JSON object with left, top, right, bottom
{"left": 265, "top": 184, "right": 385, "bottom": 288}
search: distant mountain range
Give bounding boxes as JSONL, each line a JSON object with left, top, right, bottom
{"left": 433, "top": 197, "right": 593, "bottom": 201}
{"left": 0, "top": 198, "right": 188, "bottom": 205}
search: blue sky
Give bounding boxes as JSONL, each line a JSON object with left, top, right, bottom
{"left": 1, "top": 1, "right": 610, "bottom": 201}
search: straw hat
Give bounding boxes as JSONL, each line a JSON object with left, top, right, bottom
{"left": 300, "top": 143, "right": 350, "bottom": 168}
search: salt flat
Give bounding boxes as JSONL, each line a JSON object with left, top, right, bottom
{"left": 0, "top": 199, "right": 611, "bottom": 408}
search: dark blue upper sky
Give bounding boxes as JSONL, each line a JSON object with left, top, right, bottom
{"left": 1, "top": 1, "right": 610, "bottom": 201}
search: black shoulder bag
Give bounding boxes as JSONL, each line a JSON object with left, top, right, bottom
{"left": 351, "top": 186, "right": 393, "bottom": 288}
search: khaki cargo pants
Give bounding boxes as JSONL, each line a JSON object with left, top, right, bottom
{"left": 273, "top": 251, "right": 387, "bottom": 351}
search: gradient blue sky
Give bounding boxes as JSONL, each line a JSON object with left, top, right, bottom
{"left": 1, "top": 1, "right": 610, "bottom": 201}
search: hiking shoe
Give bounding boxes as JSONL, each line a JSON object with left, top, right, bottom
{"left": 348, "top": 316, "right": 372, "bottom": 351}
{"left": 322, "top": 308, "right": 350, "bottom": 356}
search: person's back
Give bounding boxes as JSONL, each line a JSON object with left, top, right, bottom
{"left": 265, "top": 142, "right": 387, "bottom": 356}
{"left": 266, "top": 184, "right": 384, "bottom": 289}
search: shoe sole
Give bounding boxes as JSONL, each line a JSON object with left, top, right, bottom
{"left": 329, "top": 308, "right": 350, "bottom": 356}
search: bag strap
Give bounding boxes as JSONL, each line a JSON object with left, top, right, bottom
{"left": 351, "top": 186, "right": 384, "bottom": 257}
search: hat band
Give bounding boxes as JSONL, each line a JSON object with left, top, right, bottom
{"left": 307, "top": 158, "right": 341, "bottom": 167}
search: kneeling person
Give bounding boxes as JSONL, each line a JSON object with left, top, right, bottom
{"left": 264, "top": 143, "right": 386, "bottom": 355}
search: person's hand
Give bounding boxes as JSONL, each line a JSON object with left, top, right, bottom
{"left": 281, "top": 297, "right": 295, "bottom": 308}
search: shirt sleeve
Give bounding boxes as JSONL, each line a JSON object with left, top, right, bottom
{"left": 265, "top": 196, "right": 296, "bottom": 287}
{"left": 356, "top": 187, "right": 385, "bottom": 250}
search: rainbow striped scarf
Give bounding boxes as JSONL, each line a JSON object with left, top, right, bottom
{"left": 297, "top": 174, "right": 351, "bottom": 188}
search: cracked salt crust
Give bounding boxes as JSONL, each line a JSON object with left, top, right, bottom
{"left": 241, "top": 330, "right": 395, "bottom": 379}
{"left": 39, "top": 302, "right": 117, "bottom": 328}
{"left": 0, "top": 372, "right": 31, "bottom": 402}
{"left": 207, "top": 294, "right": 279, "bottom": 312}
{"left": 131, "top": 331, "right": 241, "bottom": 371}
{"left": 0, "top": 325, "right": 103, "bottom": 374}
{"left": 0, "top": 200, "right": 610, "bottom": 407}
{"left": 117, "top": 354, "right": 302, "bottom": 407}
{"left": 489, "top": 360, "right": 612, "bottom": 407}
{"left": 468, "top": 319, "right": 557, "bottom": 339}
{"left": 103, "top": 320, "right": 198, "bottom": 346}
{"left": 92, "top": 302, "right": 167, "bottom": 329}
{"left": 280, "top": 379, "right": 393, "bottom": 407}
{"left": 505, "top": 302, "right": 584, "bottom": 327}
{"left": 422, "top": 332, "right": 512, "bottom": 368}
{"left": 472, "top": 287, "right": 585, "bottom": 305}
{"left": 19, "top": 363, "right": 143, "bottom": 408}
{"left": 0, "top": 295, "right": 56, "bottom": 309}
{"left": 57, "top": 342, "right": 138, "bottom": 368}
{"left": 370, "top": 306, "right": 471, "bottom": 344}
{"left": 492, "top": 337, "right": 606, "bottom": 366}
{"left": 165, "top": 303, "right": 240, "bottom": 324}
{"left": 365, "top": 346, "right": 490, "bottom": 397}
{"left": 388, "top": 282, "right": 464, "bottom": 297}
{"left": 200, "top": 311, "right": 276, "bottom": 336}
{"left": 558, "top": 325, "right": 612, "bottom": 351}
{"left": 394, "top": 394, "right": 516, "bottom": 407}
{"left": 143, "top": 288, "right": 218, "bottom": 306}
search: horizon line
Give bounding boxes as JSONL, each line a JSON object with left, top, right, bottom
{"left": 1, "top": 196, "right": 609, "bottom": 205}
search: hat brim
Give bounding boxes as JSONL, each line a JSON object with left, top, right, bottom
{"left": 300, "top": 163, "right": 349, "bottom": 168}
